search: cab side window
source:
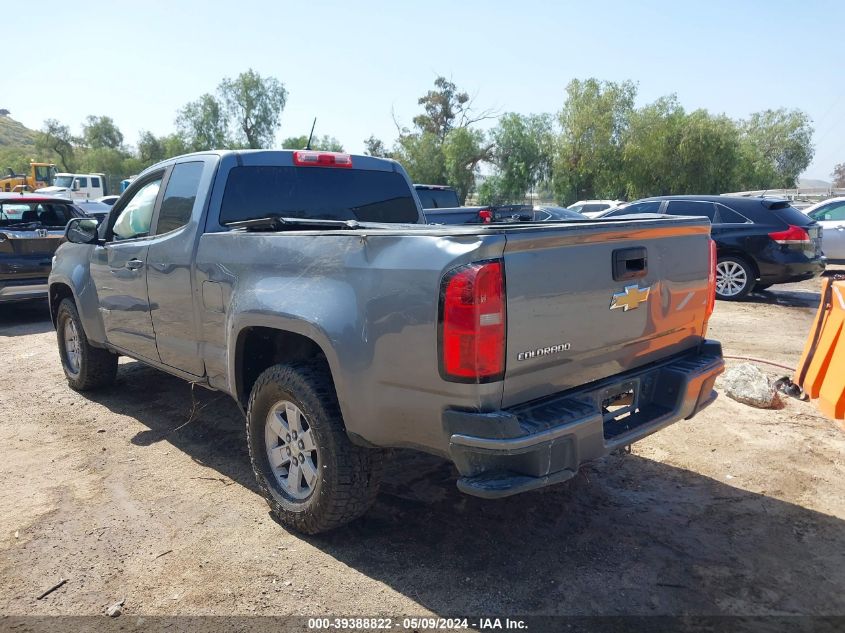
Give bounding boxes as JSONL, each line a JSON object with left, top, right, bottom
{"left": 112, "top": 179, "right": 162, "bottom": 240}
{"left": 155, "top": 162, "right": 204, "bottom": 235}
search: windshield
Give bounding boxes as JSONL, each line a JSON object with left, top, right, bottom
{"left": 35, "top": 165, "right": 56, "bottom": 184}
{"left": 220, "top": 166, "right": 421, "bottom": 225}
{"left": 415, "top": 188, "right": 460, "bottom": 209}
{"left": 54, "top": 175, "right": 74, "bottom": 188}
{"left": 0, "top": 202, "right": 74, "bottom": 228}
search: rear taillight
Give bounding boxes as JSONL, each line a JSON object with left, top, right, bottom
{"left": 477, "top": 208, "right": 493, "bottom": 224}
{"left": 706, "top": 239, "right": 716, "bottom": 322}
{"left": 440, "top": 260, "right": 506, "bottom": 382}
{"left": 769, "top": 224, "right": 811, "bottom": 245}
{"left": 292, "top": 150, "right": 353, "bottom": 168}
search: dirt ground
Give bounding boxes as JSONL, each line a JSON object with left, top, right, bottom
{"left": 1, "top": 269, "right": 844, "bottom": 619}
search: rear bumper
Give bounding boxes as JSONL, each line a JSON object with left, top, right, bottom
{"left": 757, "top": 254, "right": 825, "bottom": 285}
{"left": 0, "top": 279, "right": 48, "bottom": 303}
{"left": 444, "top": 341, "right": 724, "bottom": 499}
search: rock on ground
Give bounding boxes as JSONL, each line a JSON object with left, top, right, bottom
{"left": 721, "top": 363, "right": 781, "bottom": 409}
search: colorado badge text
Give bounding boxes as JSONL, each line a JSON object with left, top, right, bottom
{"left": 609, "top": 284, "right": 651, "bottom": 312}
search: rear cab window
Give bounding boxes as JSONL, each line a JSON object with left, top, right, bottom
{"left": 220, "top": 166, "right": 420, "bottom": 225}
{"left": 415, "top": 187, "right": 460, "bottom": 209}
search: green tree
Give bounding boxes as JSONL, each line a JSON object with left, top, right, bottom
{"left": 35, "top": 119, "right": 76, "bottom": 171}
{"left": 622, "top": 96, "right": 686, "bottom": 198}
{"left": 833, "top": 163, "right": 845, "bottom": 188}
{"left": 674, "top": 110, "right": 741, "bottom": 194}
{"left": 220, "top": 69, "right": 288, "bottom": 149}
{"left": 443, "top": 127, "right": 488, "bottom": 203}
{"left": 486, "top": 112, "right": 554, "bottom": 202}
{"left": 0, "top": 146, "right": 33, "bottom": 174}
{"left": 394, "top": 77, "right": 492, "bottom": 201}
{"left": 176, "top": 94, "right": 230, "bottom": 151}
{"left": 281, "top": 134, "right": 344, "bottom": 151}
{"left": 82, "top": 115, "right": 124, "bottom": 150}
{"left": 738, "top": 109, "right": 814, "bottom": 189}
{"left": 553, "top": 78, "right": 637, "bottom": 204}
{"left": 137, "top": 130, "right": 166, "bottom": 163}
{"left": 78, "top": 147, "right": 126, "bottom": 178}
{"left": 394, "top": 131, "right": 446, "bottom": 185}
{"left": 363, "top": 135, "right": 390, "bottom": 157}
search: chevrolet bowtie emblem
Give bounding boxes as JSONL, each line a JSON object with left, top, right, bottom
{"left": 610, "top": 284, "right": 651, "bottom": 311}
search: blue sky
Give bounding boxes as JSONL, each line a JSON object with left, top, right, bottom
{"left": 6, "top": 0, "right": 844, "bottom": 179}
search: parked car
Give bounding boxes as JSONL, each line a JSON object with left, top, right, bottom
{"left": 0, "top": 194, "right": 86, "bottom": 303}
{"left": 75, "top": 200, "right": 112, "bottom": 225}
{"left": 601, "top": 195, "right": 825, "bottom": 299}
{"left": 426, "top": 204, "right": 587, "bottom": 225}
{"left": 50, "top": 149, "right": 723, "bottom": 534}
{"left": 567, "top": 199, "right": 625, "bottom": 218}
{"left": 414, "top": 184, "right": 461, "bottom": 209}
{"left": 96, "top": 195, "right": 121, "bottom": 206}
{"left": 803, "top": 197, "right": 845, "bottom": 262}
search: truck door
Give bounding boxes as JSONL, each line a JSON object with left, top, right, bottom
{"left": 89, "top": 174, "right": 164, "bottom": 361}
{"left": 145, "top": 161, "right": 208, "bottom": 376}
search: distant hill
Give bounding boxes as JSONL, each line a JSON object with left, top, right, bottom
{"left": 0, "top": 115, "right": 36, "bottom": 147}
{"left": 798, "top": 178, "right": 831, "bottom": 189}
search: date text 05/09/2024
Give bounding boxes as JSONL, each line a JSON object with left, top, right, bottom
{"left": 306, "top": 617, "right": 528, "bottom": 630}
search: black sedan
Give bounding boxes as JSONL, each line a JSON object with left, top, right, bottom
{"left": 600, "top": 195, "right": 825, "bottom": 300}
{"left": 0, "top": 194, "right": 87, "bottom": 303}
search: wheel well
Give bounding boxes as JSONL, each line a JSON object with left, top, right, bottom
{"left": 236, "top": 327, "right": 329, "bottom": 405}
{"left": 49, "top": 283, "right": 75, "bottom": 326}
{"left": 717, "top": 250, "right": 760, "bottom": 280}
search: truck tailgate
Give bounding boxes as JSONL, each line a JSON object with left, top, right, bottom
{"left": 501, "top": 217, "right": 712, "bottom": 407}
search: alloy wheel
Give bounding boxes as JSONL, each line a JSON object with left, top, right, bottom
{"left": 716, "top": 260, "right": 748, "bottom": 297}
{"left": 264, "top": 400, "right": 319, "bottom": 500}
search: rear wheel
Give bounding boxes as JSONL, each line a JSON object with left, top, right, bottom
{"left": 246, "top": 362, "right": 384, "bottom": 534}
{"left": 716, "top": 256, "right": 754, "bottom": 300}
{"left": 56, "top": 298, "right": 118, "bottom": 390}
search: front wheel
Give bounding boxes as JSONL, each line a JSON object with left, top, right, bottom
{"left": 246, "top": 362, "right": 384, "bottom": 534}
{"left": 716, "top": 256, "right": 754, "bottom": 300}
{"left": 56, "top": 298, "right": 118, "bottom": 391}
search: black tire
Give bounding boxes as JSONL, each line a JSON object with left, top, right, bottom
{"left": 754, "top": 283, "right": 773, "bottom": 292}
{"left": 56, "top": 298, "right": 118, "bottom": 391}
{"left": 716, "top": 255, "right": 754, "bottom": 301}
{"left": 246, "top": 362, "right": 384, "bottom": 534}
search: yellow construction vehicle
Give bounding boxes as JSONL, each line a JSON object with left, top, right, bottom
{"left": 0, "top": 162, "right": 57, "bottom": 193}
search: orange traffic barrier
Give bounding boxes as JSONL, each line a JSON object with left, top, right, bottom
{"left": 795, "top": 276, "right": 845, "bottom": 423}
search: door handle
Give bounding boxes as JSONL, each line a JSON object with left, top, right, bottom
{"left": 125, "top": 259, "right": 144, "bottom": 270}
{"left": 612, "top": 247, "right": 648, "bottom": 281}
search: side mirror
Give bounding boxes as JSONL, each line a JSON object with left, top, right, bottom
{"left": 72, "top": 179, "right": 80, "bottom": 191}
{"left": 65, "top": 218, "right": 99, "bottom": 244}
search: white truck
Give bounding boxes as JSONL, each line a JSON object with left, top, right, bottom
{"left": 36, "top": 172, "right": 107, "bottom": 200}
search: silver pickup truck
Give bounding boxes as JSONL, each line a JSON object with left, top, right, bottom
{"left": 49, "top": 150, "right": 724, "bottom": 534}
